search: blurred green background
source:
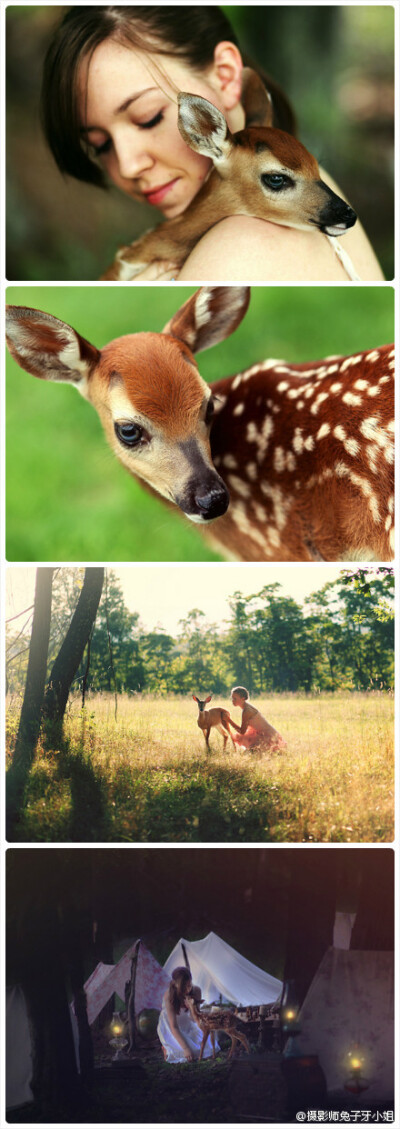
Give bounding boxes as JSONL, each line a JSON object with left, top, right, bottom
{"left": 6, "top": 5, "right": 394, "bottom": 281}
{"left": 6, "top": 284, "right": 394, "bottom": 563}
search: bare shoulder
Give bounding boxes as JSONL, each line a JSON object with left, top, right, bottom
{"left": 177, "top": 199, "right": 384, "bottom": 283}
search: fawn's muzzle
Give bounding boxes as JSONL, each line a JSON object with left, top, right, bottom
{"left": 175, "top": 472, "right": 230, "bottom": 521}
{"left": 317, "top": 181, "right": 357, "bottom": 236}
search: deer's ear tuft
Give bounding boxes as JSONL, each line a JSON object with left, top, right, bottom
{"left": 178, "top": 93, "right": 233, "bottom": 163}
{"left": 6, "top": 306, "right": 100, "bottom": 396}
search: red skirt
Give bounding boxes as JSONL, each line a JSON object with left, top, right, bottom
{"left": 233, "top": 726, "right": 285, "bottom": 751}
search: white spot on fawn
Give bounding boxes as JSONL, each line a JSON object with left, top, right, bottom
{"left": 228, "top": 475, "right": 251, "bottom": 499}
{"left": 233, "top": 402, "right": 245, "bottom": 416}
{"left": 342, "top": 391, "right": 362, "bottom": 407}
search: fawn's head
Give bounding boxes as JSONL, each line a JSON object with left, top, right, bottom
{"left": 6, "top": 288, "right": 250, "bottom": 524}
{"left": 177, "top": 69, "right": 356, "bottom": 236}
{"left": 192, "top": 694, "right": 212, "bottom": 711}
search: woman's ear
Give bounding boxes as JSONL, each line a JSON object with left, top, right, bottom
{"left": 208, "top": 40, "right": 243, "bottom": 113}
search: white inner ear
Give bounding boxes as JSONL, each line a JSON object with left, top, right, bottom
{"left": 178, "top": 98, "right": 230, "bottom": 162}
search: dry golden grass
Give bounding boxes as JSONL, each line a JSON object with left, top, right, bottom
{"left": 6, "top": 692, "right": 393, "bottom": 843}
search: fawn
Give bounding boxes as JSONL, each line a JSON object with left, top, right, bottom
{"left": 187, "top": 990, "right": 250, "bottom": 1061}
{"left": 192, "top": 695, "right": 236, "bottom": 749}
{"left": 6, "top": 286, "right": 394, "bottom": 562}
{"left": 101, "top": 68, "right": 357, "bottom": 280}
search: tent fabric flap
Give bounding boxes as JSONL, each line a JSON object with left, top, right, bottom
{"left": 291, "top": 947, "right": 394, "bottom": 1102}
{"left": 164, "top": 932, "right": 282, "bottom": 1006}
{"left": 82, "top": 941, "right": 170, "bottom": 1024}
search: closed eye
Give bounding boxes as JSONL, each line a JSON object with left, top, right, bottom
{"left": 261, "top": 173, "right": 294, "bottom": 191}
{"left": 90, "top": 138, "right": 112, "bottom": 158}
{"left": 138, "top": 110, "right": 164, "bottom": 130}
{"left": 89, "top": 111, "right": 164, "bottom": 157}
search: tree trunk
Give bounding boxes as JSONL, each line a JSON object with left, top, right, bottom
{"left": 42, "top": 567, "right": 104, "bottom": 727}
{"left": 283, "top": 853, "right": 338, "bottom": 1006}
{"left": 20, "top": 904, "right": 81, "bottom": 1119}
{"left": 6, "top": 567, "right": 54, "bottom": 838}
{"left": 351, "top": 850, "right": 394, "bottom": 950}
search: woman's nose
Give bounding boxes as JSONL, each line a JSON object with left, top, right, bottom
{"left": 114, "top": 133, "right": 154, "bottom": 180}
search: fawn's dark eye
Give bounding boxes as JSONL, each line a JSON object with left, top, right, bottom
{"left": 205, "top": 397, "right": 215, "bottom": 426}
{"left": 261, "top": 173, "right": 294, "bottom": 191}
{"left": 114, "top": 421, "right": 144, "bottom": 448}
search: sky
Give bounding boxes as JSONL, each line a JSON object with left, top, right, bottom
{"left": 6, "top": 563, "right": 367, "bottom": 636}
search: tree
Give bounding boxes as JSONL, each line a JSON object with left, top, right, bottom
{"left": 42, "top": 568, "right": 104, "bottom": 728}
{"left": 6, "top": 568, "right": 54, "bottom": 839}
{"left": 351, "top": 851, "right": 394, "bottom": 950}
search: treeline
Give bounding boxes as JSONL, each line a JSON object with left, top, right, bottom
{"left": 7, "top": 569, "right": 394, "bottom": 698}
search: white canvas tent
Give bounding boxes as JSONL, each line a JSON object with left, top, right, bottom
{"left": 164, "top": 932, "right": 282, "bottom": 1006}
{"left": 81, "top": 940, "right": 170, "bottom": 1023}
{"left": 287, "top": 948, "right": 394, "bottom": 1102}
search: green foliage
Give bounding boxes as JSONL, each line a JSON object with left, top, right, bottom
{"left": 6, "top": 286, "right": 394, "bottom": 563}
{"left": 7, "top": 568, "right": 394, "bottom": 699}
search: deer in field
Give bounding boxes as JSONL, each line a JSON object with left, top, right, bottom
{"left": 187, "top": 989, "right": 250, "bottom": 1061}
{"left": 101, "top": 68, "right": 357, "bottom": 280}
{"left": 192, "top": 695, "right": 236, "bottom": 750}
{"left": 6, "top": 286, "right": 394, "bottom": 562}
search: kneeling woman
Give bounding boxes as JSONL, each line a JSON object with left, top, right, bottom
{"left": 157, "top": 967, "right": 214, "bottom": 1062}
{"left": 230, "top": 686, "right": 285, "bottom": 751}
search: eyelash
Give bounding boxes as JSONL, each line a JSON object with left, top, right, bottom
{"left": 90, "top": 110, "right": 164, "bottom": 157}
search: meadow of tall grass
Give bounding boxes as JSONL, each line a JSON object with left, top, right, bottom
{"left": 6, "top": 692, "right": 393, "bottom": 844}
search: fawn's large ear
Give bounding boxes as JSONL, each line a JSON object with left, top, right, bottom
{"left": 163, "top": 286, "right": 250, "bottom": 354}
{"left": 177, "top": 92, "right": 234, "bottom": 163}
{"left": 241, "top": 67, "right": 274, "bottom": 128}
{"left": 6, "top": 306, "right": 100, "bottom": 397}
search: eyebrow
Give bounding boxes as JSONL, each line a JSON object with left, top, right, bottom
{"left": 80, "top": 87, "right": 157, "bottom": 134}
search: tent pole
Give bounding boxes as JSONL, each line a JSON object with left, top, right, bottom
{"left": 127, "top": 940, "right": 141, "bottom": 1053}
{"left": 181, "top": 942, "right": 191, "bottom": 976}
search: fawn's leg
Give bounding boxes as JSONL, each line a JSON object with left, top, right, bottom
{"left": 199, "top": 1029, "right": 208, "bottom": 1061}
{"left": 236, "top": 1030, "right": 251, "bottom": 1054}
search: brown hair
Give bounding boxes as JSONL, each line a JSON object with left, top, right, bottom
{"left": 41, "top": 5, "right": 295, "bottom": 187}
{"left": 232, "top": 686, "right": 249, "bottom": 699}
{"left": 168, "top": 966, "right": 192, "bottom": 1014}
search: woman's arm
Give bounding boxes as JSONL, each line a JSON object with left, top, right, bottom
{"left": 232, "top": 705, "right": 255, "bottom": 737}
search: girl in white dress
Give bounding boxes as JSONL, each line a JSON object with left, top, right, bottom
{"left": 157, "top": 967, "right": 214, "bottom": 1063}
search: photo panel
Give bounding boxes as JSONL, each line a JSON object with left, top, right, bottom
{"left": 6, "top": 846, "right": 395, "bottom": 1122}
{"left": 6, "top": 5, "right": 394, "bottom": 283}
{"left": 5, "top": 563, "right": 394, "bottom": 846}
{"left": 5, "top": 284, "right": 395, "bottom": 564}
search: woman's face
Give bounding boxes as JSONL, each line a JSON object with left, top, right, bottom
{"left": 79, "top": 39, "right": 229, "bottom": 217}
{"left": 231, "top": 691, "right": 245, "bottom": 707}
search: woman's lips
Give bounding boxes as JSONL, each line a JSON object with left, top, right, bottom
{"left": 143, "top": 178, "right": 180, "bottom": 207}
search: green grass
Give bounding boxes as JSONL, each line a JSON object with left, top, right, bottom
{"left": 6, "top": 691, "right": 394, "bottom": 843}
{"left": 6, "top": 285, "right": 394, "bottom": 562}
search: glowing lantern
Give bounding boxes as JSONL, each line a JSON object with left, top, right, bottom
{"left": 109, "top": 1011, "right": 128, "bottom": 1061}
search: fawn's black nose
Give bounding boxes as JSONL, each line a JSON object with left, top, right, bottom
{"left": 317, "top": 181, "right": 357, "bottom": 236}
{"left": 176, "top": 476, "right": 230, "bottom": 521}
{"left": 194, "top": 481, "right": 230, "bottom": 520}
